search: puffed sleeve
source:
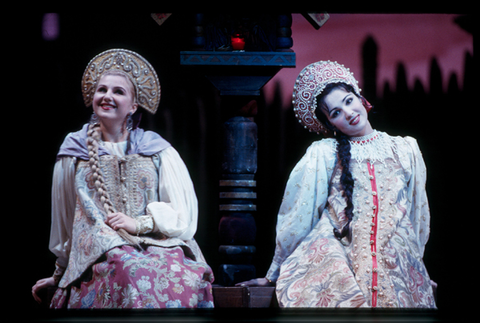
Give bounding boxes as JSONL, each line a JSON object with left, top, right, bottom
{"left": 147, "top": 147, "right": 198, "bottom": 241}
{"left": 266, "top": 140, "right": 336, "bottom": 282}
{"left": 404, "top": 137, "right": 431, "bottom": 257}
{"left": 49, "top": 157, "right": 77, "bottom": 269}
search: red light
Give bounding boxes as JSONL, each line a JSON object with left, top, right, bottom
{"left": 231, "top": 35, "right": 245, "bottom": 50}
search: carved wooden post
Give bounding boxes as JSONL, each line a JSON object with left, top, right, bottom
{"left": 180, "top": 14, "right": 297, "bottom": 287}
{"left": 218, "top": 115, "right": 258, "bottom": 286}
{"left": 153, "top": 11, "right": 328, "bottom": 305}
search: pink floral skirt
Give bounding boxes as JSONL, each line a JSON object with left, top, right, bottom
{"left": 51, "top": 245, "right": 214, "bottom": 308}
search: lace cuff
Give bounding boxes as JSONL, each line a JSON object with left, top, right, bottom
{"left": 135, "top": 216, "right": 154, "bottom": 235}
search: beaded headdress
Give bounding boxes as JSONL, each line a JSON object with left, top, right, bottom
{"left": 292, "top": 61, "right": 362, "bottom": 135}
{"left": 82, "top": 49, "right": 161, "bottom": 114}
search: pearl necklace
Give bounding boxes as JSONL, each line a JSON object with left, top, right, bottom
{"left": 335, "top": 130, "right": 397, "bottom": 165}
{"left": 350, "top": 130, "right": 379, "bottom": 144}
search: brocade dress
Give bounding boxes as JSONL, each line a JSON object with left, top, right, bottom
{"left": 49, "top": 124, "right": 214, "bottom": 308}
{"left": 265, "top": 130, "right": 436, "bottom": 308}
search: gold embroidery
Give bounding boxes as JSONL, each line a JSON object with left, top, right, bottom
{"left": 99, "top": 154, "right": 158, "bottom": 218}
{"left": 78, "top": 154, "right": 158, "bottom": 219}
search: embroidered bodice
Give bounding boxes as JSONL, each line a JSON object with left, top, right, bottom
{"left": 94, "top": 153, "right": 158, "bottom": 218}
{"left": 50, "top": 141, "right": 202, "bottom": 288}
{"left": 266, "top": 130, "right": 435, "bottom": 308}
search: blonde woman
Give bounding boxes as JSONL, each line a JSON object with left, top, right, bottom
{"left": 32, "top": 49, "right": 214, "bottom": 309}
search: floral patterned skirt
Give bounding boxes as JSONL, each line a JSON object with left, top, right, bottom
{"left": 50, "top": 245, "right": 214, "bottom": 308}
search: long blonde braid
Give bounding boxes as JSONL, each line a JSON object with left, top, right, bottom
{"left": 87, "top": 122, "right": 142, "bottom": 248}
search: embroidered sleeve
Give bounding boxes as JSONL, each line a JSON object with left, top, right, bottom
{"left": 266, "top": 140, "right": 335, "bottom": 282}
{"left": 404, "top": 137, "right": 431, "bottom": 257}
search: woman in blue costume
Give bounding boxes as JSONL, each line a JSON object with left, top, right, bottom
{"left": 238, "top": 61, "right": 436, "bottom": 308}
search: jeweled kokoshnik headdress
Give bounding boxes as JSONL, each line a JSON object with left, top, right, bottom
{"left": 82, "top": 48, "right": 161, "bottom": 114}
{"left": 292, "top": 60, "right": 363, "bottom": 135}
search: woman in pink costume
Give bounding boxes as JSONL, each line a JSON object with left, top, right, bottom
{"left": 32, "top": 49, "right": 214, "bottom": 309}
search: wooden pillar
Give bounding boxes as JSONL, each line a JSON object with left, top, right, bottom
{"left": 179, "top": 14, "right": 297, "bottom": 288}
{"left": 217, "top": 98, "right": 258, "bottom": 286}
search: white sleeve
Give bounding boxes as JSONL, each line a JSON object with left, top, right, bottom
{"left": 266, "top": 140, "right": 335, "bottom": 282}
{"left": 147, "top": 147, "right": 198, "bottom": 241}
{"left": 404, "top": 137, "right": 431, "bottom": 257}
{"left": 49, "top": 157, "right": 77, "bottom": 268}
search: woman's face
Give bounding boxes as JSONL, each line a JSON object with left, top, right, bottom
{"left": 92, "top": 74, "right": 138, "bottom": 126}
{"left": 321, "top": 88, "right": 372, "bottom": 137}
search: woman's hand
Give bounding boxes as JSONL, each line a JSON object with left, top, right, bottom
{"left": 105, "top": 212, "right": 136, "bottom": 234}
{"left": 235, "top": 277, "right": 274, "bottom": 287}
{"left": 32, "top": 277, "right": 56, "bottom": 304}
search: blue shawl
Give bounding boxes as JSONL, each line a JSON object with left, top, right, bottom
{"left": 57, "top": 123, "right": 171, "bottom": 161}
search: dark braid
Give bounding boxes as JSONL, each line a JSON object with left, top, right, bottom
{"left": 315, "top": 83, "right": 358, "bottom": 241}
{"left": 333, "top": 133, "right": 354, "bottom": 240}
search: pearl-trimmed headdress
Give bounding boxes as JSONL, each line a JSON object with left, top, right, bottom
{"left": 292, "top": 61, "right": 361, "bottom": 135}
{"left": 82, "top": 49, "right": 161, "bottom": 115}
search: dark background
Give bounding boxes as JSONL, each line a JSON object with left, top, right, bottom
{"left": 8, "top": 11, "right": 475, "bottom": 321}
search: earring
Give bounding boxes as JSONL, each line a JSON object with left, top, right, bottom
{"left": 126, "top": 113, "right": 133, "bottom": 132}
{"left": 333, "top": 130, "right": 337, "bottom": 137}
{"left": 90, "top": 112, "right": 99, "bottom": 125}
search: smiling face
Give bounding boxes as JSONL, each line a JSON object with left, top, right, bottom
{"left": 320, "top": 87, "right": 372, "bottom": 137}
{"left": 92, "top": 73, "right": 138, "bottom": 127}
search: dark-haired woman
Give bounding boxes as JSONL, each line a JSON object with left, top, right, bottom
{"left": 237, "top": 61, "right": 436, "bottom": 308}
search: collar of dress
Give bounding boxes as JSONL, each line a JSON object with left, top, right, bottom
{"left": 335, "top": 130, "right": 397, "bottom": 165}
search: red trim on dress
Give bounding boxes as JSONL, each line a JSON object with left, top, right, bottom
{"left": 367, "top": 162, "right": 379, "bottom": 307}
{"left": 351, "top": 134, "right": 379, "bottom": 145}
